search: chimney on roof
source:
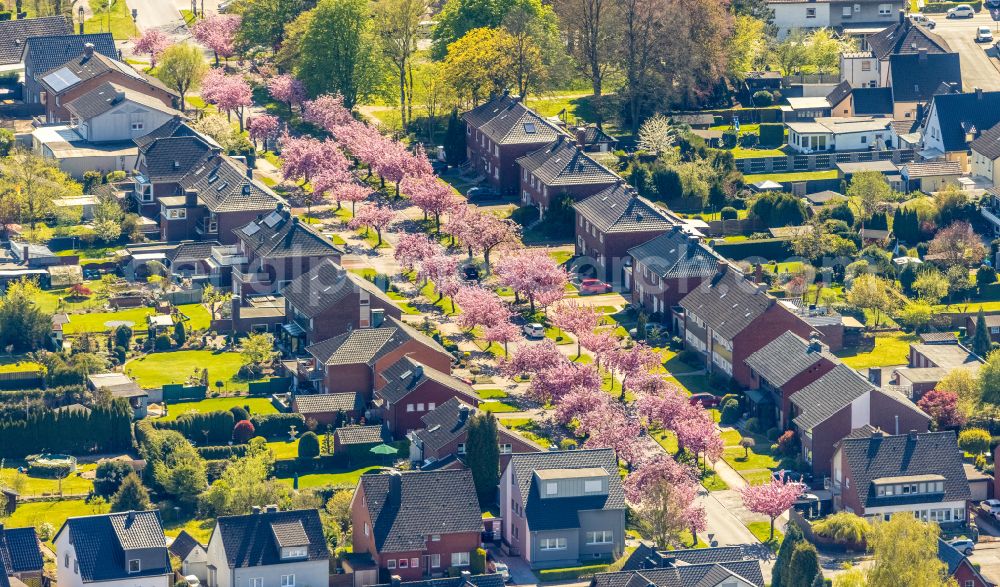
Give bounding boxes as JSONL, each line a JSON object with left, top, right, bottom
{"left": 83, "top": 42, "right": 94, "bottom": 58}
{"left": 252, "top": 506, "right": 261, "bottom": 514}
{"left": 112, "top": 90, "right": 126, "bottom": 104}
{"left": 716, "top": 259, "right": 727, "bottom": 275}
{"left": 808, "top": 332, "right": 821, "bottom": 352}
{"left": 126, "top": 511, "right": 135, "bottom": 525}
{"left": 22, "top": 245, "right": 29, "bottom": 264}
{"left": 899, "top": 8, "right": 906, "bottom": 24}
{"left": 264, "top": 504, "right": 278, "bottom": 513}
{"left": 460, "top": 571, "right": 472, "bottom": 581}
{"left": 458, "top": 404, "right": 471, "bottom": 423}
{"left": 185, "top": 188, "right": 198, "bottom": 207}
{"left": 977, "top": 87, "right": 984, "bottom": 100}
{"left": 276, "top": 202, "right": 285, "bottom": 214}
{"left": 413, "top": 365, "right": 423, "bottom": 380}
{"left": 908, "top": 429, "right": 918, "bottom": 441}
{"left": 388, "top": 469, "right": 402, "bottom": 503}
{"left": 918, "top": 47, "right": 928, "bottom": 62}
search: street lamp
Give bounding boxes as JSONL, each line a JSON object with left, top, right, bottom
{"left": 78, "top": 5, "right": 84, "bottom": 34}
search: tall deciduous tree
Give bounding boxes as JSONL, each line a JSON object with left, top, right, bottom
{"left": 624, "top": 455, "right": 704, "bottom": 547}
{"left": 617, "top": 0, "right": 661, "bottom": 135}
{"left": 373, "top": 0, "right": 426, "bottom": 127}
{"left": 739, "top": 473, "right": 804, "bottom": 540}
{"left": 298, "top": 0, "right": 383, "bottom": 108}
{"left": 348, "top": 203, "right": 396, "bottom": 246}
{"left": 846, "top": 170, "right": 893, "bottom": 234}
{"left": 866, "top": 514, "right": 952, "bottom": 587}
{"left": 847, "top": 274, "right": 899, "bottom": 330}
{"left": 156, "top": 43, "right": 208, "bottom": 112}
{"left": 552, "top": 0, "right": 617, "bottom": 96}
{"left": 465, "top": 411, "right": 501, "bottom": 506}
{"left": 928, "top": 221, "right": 987, "bottom": 267}
{"left": 442, "top": 27, "right": 518, "bottom": 105}
{"left": 236, "top": 0, "right": 307, "bottom": 51}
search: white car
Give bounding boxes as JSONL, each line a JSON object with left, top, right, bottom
{"left": 909, "top": 13, "right": 936, "bottom": 27}
{"left": 493, "top": 562, "right": 511, "bottom": 583}
{"left": 522, "top": 323, "right": 545, "bottom": 338}
{"left": 948, "top": 4, "right": 976, "bottom": 17}
{"left": 949, "top": 539, "right": 976, "bottom": 555}
{"left": 980, "top": 498, "right": 1000, "bottom": 518}
{"left": 185, "top": 576, "right": 201, "bottom": 587}
{"left": 977, "top": 25, "right": 994, "bottom": 42}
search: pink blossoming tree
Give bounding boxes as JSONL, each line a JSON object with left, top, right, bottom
{"left": 248, "top": 114, "right": 280, "bottom": 150}
{"left": 394, "top": 233, "right": 439, "bottom": 275}
{"left": 132, "top": 29, "right": 171, "bottom": 68}
{"left": 448, "top": 207, "right": 521, "bottom": 273}
{"left": 269, "top": 75, "right": 308, "bottom": 115}
{"left": 739, "top": 473, "right": 806, "bottom": 540}
{"left": 625, "top": 455, "right": 706, "bottom": 548}
{"left": 203, "top": 72, "right": 252, "bottom": 131}
{"left": 607, "top": 342, "right": 661, "bottom": 400}
{"left": 337, "top": 182, "right": 373, "bottom": 214}
{"left": 454, "top": 286, "right": 508, "bottom": 332}
{"left": 551, "top": 302, "right": 602, "bottom": 358}
{"left": 192, "top": 14, "right": 241, "bottom": 66}
{"left": 348, "top": 203, "right": 396, "bottom": 247}
{"left": 483, "top": 319, "right": 520, "bottom": 356}
{"left": 303, "top": 93, "right": 354, "bottom": 134}
{"left": 495, "top": 248, "right": 569, "bottom": 313}
{"left": 401, "top": 175, "right": 461, "bottom": 232}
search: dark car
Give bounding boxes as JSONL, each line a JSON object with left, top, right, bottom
{"left": 467, "top": 186, "right": 499, "bottom": 199}
{"left": 688, "top": 393, "right": 721, "bottom": 408}
{"left": 462, "top": 265, "right": 480, "bottom": 282}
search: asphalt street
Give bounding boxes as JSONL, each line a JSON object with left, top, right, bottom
{"left": 927, "top": 8, "right": 1000, "bottom": 91}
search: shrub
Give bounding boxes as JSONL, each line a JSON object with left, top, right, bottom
{"left": 740, "top": 133, "right": 759, "bottom": 148}
{"left": 230, "top": 406, "right": 250, "bottom": 421}
{"left": 197, "top": 445, "right": 249, "bottom": 459}
{"left": 978, "top": 265, "right": 997, "bottom": 288}
{"left": 722, "top": 131, "right": 737, "bottom": 148}
{"left": 537, "top": 563, "right": 612, "bottom": 581}
{"left": 812, "top": 512, "right": 871, "bottom": 547}
{"left": 776, "top": 430, "right": 798, "bottom": 456}
{"left": 155, "top": 334, "right": 172, "bottom": 351}
{"left": 677, "top": 350, "right": 703, "bottom": 368}
{"left": 27, "top": 460, "right": 73, "bottom": 478}
{"left": 753, "top": 90, "right": 774, "bottom": 106}
{"left": 113, "top": 346, "right": 127, "bottom": 364}
{"left": 298, "top": 431, "right": 320, "bottom": 459}
{"left": 745, "top": 417, "right": 762, "bottom": 434}
{"left": 559, "top": 438, "right": 578, "bottom": 450}
{"left": 470, "top": 548, "right": 487, "bottom": 575}
{"left": 114, "top": 325, "right": 132, "bottom": 348}
{"left": 82, "top": 171, "right": 103, "bottom": 194}
{"left": 94, "top": 460, "right": 134, "bottom": 496}
{"left": 720, "top": 399, "right": 741, "bottom": 425}
{"left": 720, "top": 206, "right": 739, "bottom": 220}
{"left": 251, "top": 413, "right": 306, "bottom": 438}
{"left": 959, "top": 428, "right": 991, "bottom": 455}
{"left": 233, "top": 420, "right": 255, "bottom": 443}
{"left": 759, "top": 123, "right": 784, "bottom": 146}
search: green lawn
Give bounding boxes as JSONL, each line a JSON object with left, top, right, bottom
{"left": 731, "top": 146, "right": 788, "bottom": 159}
{"left": 702, "top": 470, "right": 728, "bottom": 492}
{"left": 160, "top": 396, "right": 278, "bottom": 420}
{"left": 1, "top": 463, "right": 96, "bottom": 497}
{"left": 475, "top": 388, "right": 509, "bottom": 400}
{"left": 164, "top": 518, "right": 215, "bottom": 544}
{"left": 62, "top": 303, "right": 209, "bottom": 335}
{"left": 722, "top": 446, "right": 780, "bottom": 472}
{"left": 7, "top": 499, "right": 108, "bottom": 544}
{"left": 748, "top": 521, "right": 783, "bottom": 550}
{"left": 549, "top": 250, "right": 574, "bottom": 265}
{"left": 126, "top": 350, "right": 261, "bottom": 392}
{"left": 276, "top": 466, "right": 385, "bottom": 488}
{"left": 83, "top": 0, "right": 138, "bottom": 39}
{"left": 0, "top": 359, "right": 44, "bottom": 374}
{"left": 267, "top": 438, "right": 300, "bottom": 459}
{"left": 743, "top": 170, "right": 839, "bottom": 182}
{"left": 479, "top": 400, "right": 518, "bottom": 413}
{"left": 835, "top": 332, "right": 916, "bottom": 369}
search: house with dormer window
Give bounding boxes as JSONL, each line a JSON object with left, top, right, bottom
{"left": 206, "top": 507, "right": 329, "bottom": 587}
{"left": 500, "top": 449, "right": 625, "bottom": 569}
{"left": 53, "top": 510, "right": 172, "bottom": 587}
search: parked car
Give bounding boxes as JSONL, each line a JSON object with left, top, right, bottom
{"left": 949, "top": 538, "right": 976, "bottom": 555}
{"left": 980, "top": 498, "right": 1000, "bottom": 518}
{"left": 493, "top": 563, "right": 511, "bottom": 583}
{"left": 462, "top": 265, "right": 480, "bottom": 282}
{"left": 218, "top": 0, "right": 234, "bottom": 12}
{"left": 948, "top": 4, "right": 975, "bottom": 17}
{"left": 523, "top": 323, "right": 545, "bottom": 338}
{"left": 977, "top": 25, "right": 994, "bottom": 42}
{"left": 467, "top": 186, "right": 498, "bottom": 199}
{"left": 773, "top": 469, "right": 807, "bottom": 483}
{"left": 909, "top": 13, "right": 936, "bottom": 27}
{"left": 579, "top": 278, "right": 612, "bottom": 295}
{"left": 689, "top": 393, "right": 721, "bottom": 408}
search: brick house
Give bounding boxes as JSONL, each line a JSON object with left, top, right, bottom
{"left": 831, "top": 431, "right": 969, "bottom": 526}
{"left": 0, "top": 525, "right": 44, "bottom": 587}
{"left": 743, "top": 332, "right": 839, "bottom": 428}
{"left": 891, "top": 341, "right": 982, "bottom": 400}
{"left": 572, "top": 183, "right": 681, "bottom": 286}
{"left": 462, "top": 95, "right": 564, "bottom": 195}
{"left": 375, "top": 358, "right": 481, "bottom": 440}
{"left": 790, "top": 364, "right": 930, "bottom": 477}
{"left": 22, "top": 33, "right": 116, "bottom": 108}
{"left": 291, "top": 392, "right": 365, "bottom": 426}
{"left": 37, "top": 45, "right": 177, "bottom": 123}
{"left": 280, "top": 258, "right": 400, "bottom": 354}
{"left": 628, "top": 227, "right": 722, "bottom": 319}
{"left": 966, "top": 313, "right": 1000, "bottom": 343}
{"left": 333, "top": 425, "right": 390, "bottom": 454}
{"left": 408, "top": 398, "right": 543, "bottom": 468}
{"left": 939, "top": 539, "right": 994, "bottom": 587}
{"left": 351, "top": 470, "right": 483, "bottom": 581}
{"left": 516, "top": 136, "right": 620, "bottom": 213}
{"left": 676, "top": 263, "right": 815, "bottom": 387}
{"left": 131, "top": 119, "right": 216, "bottom": 218}
{"left": 500, "top": 449, "right": 625, "bottom": 569}
{"left": 302, "top": 317, "right": 452, "bottom": 399}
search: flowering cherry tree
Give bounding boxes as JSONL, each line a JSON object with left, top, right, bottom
{"left": 578, "top": 401, "right": 642, "bottom": 466}
{"left": 192, "top": 14, "right": 241, "bottom": 66}
{"left": 501, "top": 341, "right": 564, "bottom": 378}
{"left": 555, "top": 386, "right": 609, "bottom": 424}
{"left": 495, "top": 249, "right": 569, "bottom": 313}
{"left": 529, "top": 361, "right": 602, "bottom": 405}
{"left": 203, "top": 72, "right": 252, "bottom": 131}
{"left": 419, "top": 254, "right": 461, "bottom": 299}
{"left": 394, "top": 233, "right": 439, "bottom": 275}
{"left": 739, "top": 473, "right": 805, "bottom": 540}
{"left": 348, "top": 204, "right": 396, "bottom": 247}
{"left": 454, "top": 286, "right": 507, "bottom": 332}
{"left": 337, "top": 183, "right": 373, "bottom": 215}
{"left": 280, "top": 136, "right": 327, "bottom": 186}
{"left": 270, "top": 75, "right": 309, "bottom": 114}
{"left": 579, "top": 331, "right": 620, "bottom": 370}
{"left": 401, "top": 175, "right": 461, "bottom": 232}
{"left": 625, "top": 455, "right": 706, "bottom": 548}
{"left": 248, "top": 114, "right": 280, "bottom": 150}
{"left": 132, "top": 29, "right": 171, "bottom": 68}
{"left": 551, "top": 302, "right": 602, "bottom": 358}
{"left": 484, "top": 319, "right": 520, "bottom": 356}
{"left": 448, "top": 207, "right": 521, "bottom": 273}
{"left": 607, "top": 342, "right": 661, "bottom": 400}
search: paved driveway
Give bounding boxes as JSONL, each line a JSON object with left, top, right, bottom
{"left": 489, "top": 547, "right": 539, "bottom": 586}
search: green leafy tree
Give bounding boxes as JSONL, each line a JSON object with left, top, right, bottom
{"left": 847, "top": 171, "right": 894, "bottom": 234}
{"left": 199, "top": 437, "right": 290, "bottom": 515}
{"left": 974, "top": 308, "right": 992, "bottom": 358}
{"left": 111, "top": 472, "right": 151, "bottom": 512}
{"left": 866, "top": 514, "right": 951, "bottom": 587}
{"left": 773, "top": 521, "right": 804, "bottom": 587}
{"left": 236, "top": 0, "right": 308, "bottom": 51}
{"left": 978, "top": 265, "right": 997, "bottom": 290}
{"left": 847, "top": 274, "right": 899, "bottom": 330}
{"left": 1, "top": 147, "right": 80, "bottom": 229}
{"left": 981, "top": 350, "right": 1000, "bottom": 407}
{"left": 912, "top": 269, "right": 949, "bottom": 305}
{"left": 156, "top": 44, "right": 208, "bottom": 112}
{"left": 298, "top": 431, "right": 320, "bottom": 459}
{"left": 94, "top": 460, "right": 135, "bottom": 497}
{"left": 465, "top": 411, "right": 500, "bottom": 506}
{"left": 240, "top": 332, "right": 276, "bottom": 369}
{"left": 787, "top": 542, "right": 822, "bottom": 587}
{"left": 174, "top": 320, "right": 187, "bottom": 346}
{"left": 0, "top": 278, "right": 52, "bottom": 352}
{"left": 958, "top": 428, "right": 991, "bottom": 455}
{"left": 373, "top": 0, "right": 425, "bottom": 127}
{"left": 93, "top": 192, "right": 124, "bottom": 243}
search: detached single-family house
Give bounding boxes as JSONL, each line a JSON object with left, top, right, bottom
{"left": 375, "top": 357, "right": 481, "bottom": 439}
{"left": 206, "top": 507, "right": 329, "bottom": 587}
{"left": 890, "top": 342, "right": 982, "bottom": 399}
{"left": 0, "top": 525, "right": 44, "bottom": 587}
{"left": 887, "top": 51, "right": 961, "bottom": 120}
{"left": 832, "top": 430, "right": 970, "bottom": 525}
{"left": 921, "top": 89, "right": 1000, "bottom": 169}
{"left": 53, "top": 510, "right": 172, "bottom": 587}
{"left": 628, "top": 227, "right": 722, "bottom": 319}
{"left": 786, "top": 117, "right": 894, "bottom": 154}
{"left": 500, "top": 449, "right": 625, "bottom": 569}
{"left": 841, "top": 13, "right": 951, "bottom": 88}
{"left": 168, "top": 531, "right": 208, "bottom": 583}
{"left": 573, "top": 182, "right": 681, "bottom": 286}
{"left": 0, "top": 16, "right": 71, "bottom": 69}
{"left": 351, "top": 470, "right": 483, "bottom": 581}
{"left": 22, "top": 33, "right": 116, "bottom": 107}
{"left": 516, "top": 135, "right": 620, "bottom": 212}
{"left": 768, "top": 0, "right": 903, "bottom": 39}
{"left": 900, "top": 160, "right": 963, "bottom": 193}
{"left": 87, "top": 373, "right": 148, "bottom": 419}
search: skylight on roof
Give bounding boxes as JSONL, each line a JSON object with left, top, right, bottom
{"left": 524, "top": 122, "right": 536, "bottom": 134}
{"left": 216, "top": 181, "right": 228, "bottom": 192}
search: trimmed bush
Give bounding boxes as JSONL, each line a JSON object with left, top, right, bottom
{"left": 740, "top": 133, "right": 759, "bottom": 148}
{"left": 720, "top": 399, "right": 741, "bottom": 425}
{"left": 155, "top": 334, "right": 172, "bottom": 351}
{"left": 812, "top": 512, "right": 871, "bottom": 547}
{"left": 722, "top": 131, "right": 738, "bottom": 148}
{"left": 233, "top": 420, "right": 255, "bottom": 443}
{"left": 759, "top": 123, "right": 785, "bottom": 147}
{"left": 922, "top": 0, "right": 981, "bottom": 12}
{"left": 251, "top": 413, "right": 306, "bottom": 438}
{"left": 537, "top": 562, "right": 612, "bottom": 581}
{"left": 753, "top": 90, "right": 774, "bottom": 106}
{"left": 197, "top": 445, "right": 249, "bottom": 460}
{"left": 94, "top": 459, "right": 134, "bottom": 496}
{"left": 712, "top": 238, "right": 793, "bottom": 262}
{"left": 720, "top": 206, "right": 738, "bottom": 220}
{"left": 298, "top": 431, "right": 320, "bottom": 459}
{"left": 28, "top": 460, "right": 73, "bottom": 478}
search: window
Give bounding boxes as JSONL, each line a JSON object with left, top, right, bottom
{"left": 388, "top": 560, "right": 396, "bottom": 570}
{"left": 128, "top": 560, "right": 141, "bottom": 574}
{"left": 283, "top": 547, "right": 307, "bottom": 559}
{"left": 966, "top": 581, "right": 976, "bottom": 587}
{"left": 432, "top": 534, "right": 440, "bottom": 541}
{"left": 428, "top": 402, "right": 435, "bottom": 410}
{"left": 861, "top": 136, "right": 867, "bottom": 144}
{"left": 878, "top": 3, "right": 892, "bottom": 14}
{"left": 431, "top": 554, "right": 441, "bottom": 568}
{"left": 131, "top": 121, "right": 144, "bottom": 131}
{"left": 457, "top": 443, "right": 466, "bottom": 454}
{"left": 842, "top": 6, "right": 851, "bottom": 16}
{"left": 417, "top": 403, "right": 424, "bottom": 411}
{"left": 74, "top": 560, "right": 78, "bottom": 574}
{"left": 452, "top": 552, "right": 470, "bottom": 567}
{"left": 540, "top": 538, "right": 567, "bottom": 551}
{"left": 281, "top": 575, "right": 295, "bottom": 587}
{"left": 364, "top": 523, "right": 370, "bottom": 537}
{"left": 586, "top": 531, "right": 614, "bottom": 545}
{"left": 407, "top": 404, "right": 415, "bottom": 412}
{"left": 64, "top": 555, "right": 69, "bottom": 568}
{"left": 584, "top": 480, "right": 602, "bottom": 493}
{"left": 861, "top": 61, "right": 871, "bottom": 72}
{"left": 250, "top": 577, "right": 262, "bottom": 587}
{"left": 806, "top": 7, "right": 816, "bottom": 17}
{"left": 499, "top": 443, "right": 512, "bottom": 454}
{"left": 411, "top": 558, "right": 419, "bottom": 568}
{"left": 545, "top": 482, "right": 558, "bottom": 495}
{"left": 399, "top": 559, "right": 409, "bottom": 569}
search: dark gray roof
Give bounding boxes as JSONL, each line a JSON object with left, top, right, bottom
{"left": 852, "top": 87, "right": 894, "bottom": 115}
{"left": 0, "top": 16, "right": 70, "bottom": 66}
{"left": 790, "top": 364, "right": 875, "bottom": 431}
{"left": 141, "top": 135, "right": 216, "bottom": 181}
{"left": 23, "top": 33, "right": 116, "bottom": 79}
{"left": 168, "top": 530, "right": 203, "bottom": 560}
{"left": 282, "top": 258, "right": 390, "bottom": 318}
{"left": 628, "top": 228, "right": 722, "bottom": 280}
{"left": 744, "top": 332, "right": 836, "bottom": 388}
{"left": 592, "top": 561, "right": 764, "bottom": 587}
{"left": 56, "top": 511, "right": 169, "bottom": 582}
{"left": 971, "top": 121, "right": 1000, "bottom": 159}
{"left": 573, "top": 125, "right": 618, "bottom": 147}
{"left": 866, "top": 19, "right": 950, "bottom": 61}
{"left": 64, "top": 82, "right": 178, "bottom": 120}
{"left": 214, "top": 509, "right": 329, "bottom": 568}
{"left": 509, "top": 449, "right": 625, "bottom": 531}
{"left": 335, "top": 425, "right": 388, "bottom": 446}
{"left": 376, "top": 356, "right": 476, "bottom": 405}
{"left": 294, "top": 392, "right": 363, "bottom": 414}
{"left": 462, "top": 94, "right": 519, "bottom": 129}
{"left": 826, "top": 81, "right": 852, "bottom": 106}
{"left": 477, "top": 101, "right": 563, "bottom": 146}
{"left": 412, "top": 397, "right": 476, "bottom": 452}
{"left": 621, "top": 544, "right": 751, "bottom": 572}
{"left": 889, "top": 53, "right": 961, "bottom": 103}
{"left": 0, "top": 558, "right": 8, "bottom": 587}
{"left": 841, "top": 431, "right": 970, "bottom": 509}
{"left": 677, "top": 265, "right": 775, "bottom": 340}
{"left": 166, "top": 241, "right": 218, "bottom": 265}
{"left": 135, "top": 118, "right": 209, "bottom": 152}
{"left": 307, "top": 317, "right": 447, "bottom": 366}
{"left": 929, "top": 90, "right": 1000, "bottom": 152}
{"left": 237, "top": 208, "right": 341, "bottom": 259}
{"left": 358, "top": 470, "right": 482, "bottom": 552}
{"left": 516, "top": 136, "right": 619, "bottom": 188}
{"left": 574, "top": 183, "right": 680, "bottom": 234}
{"left": 179, "top": 154, "right": 283, "bottom": 213}
{"left": 38, "top": 50, "right": 173, "bottom": 96}
{"left": 372, "top": 574, "right": 505, "bottom": 587}
{"left": 938, "top": 539, "right": 969, "bottom": 576}
{"left": 0, "top": 526, "right": 43, "bottom": 574}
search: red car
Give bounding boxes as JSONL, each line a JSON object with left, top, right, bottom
{"left": 689, "top": 393, "right": 720, "bottom": 408}
{"left": 580, "top": 278, "right": 612, "bottom": 295}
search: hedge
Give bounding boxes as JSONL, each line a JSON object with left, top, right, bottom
{"left": 153, "top": 410, "right": 234, "bottom": 444}
{"left": 27, "top": 460, "right": 74, "bottom": 478}
{"left": 922, "top": 0, "right": 981, "bottom": 11}
{"left": 197, "top": 444, "right": 249, "bottom": 460}
{"left": 537, "top": 562, "right": 612, "bottom": 581}
{"left": 759, "top": 123, "right": 785, "bottom": 147}
{"left": 251, "top": 413, "right": 306, "bottom": 438}
{"left": 711, "top": 238, "right": 792, "bottom": 262}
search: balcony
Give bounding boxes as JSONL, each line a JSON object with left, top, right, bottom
{"left": 295, "top": 359, "right": 323, "bottom": 381}
{"left": 211, "top": 246, "right": 248, "bottom": 267}
{"left": 982, "top": 206, "right": 1000, "bottom": 231}
{"left": 233, "top": 267, "right": 273, "bottom": 286}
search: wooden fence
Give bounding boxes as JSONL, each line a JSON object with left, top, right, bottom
{"left": 737, "top": 148, "right": 917, "bottom": 175}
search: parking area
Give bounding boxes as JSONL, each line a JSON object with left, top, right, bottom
{"left": 930, "top": 9, "right": 1000, "bottom": 91}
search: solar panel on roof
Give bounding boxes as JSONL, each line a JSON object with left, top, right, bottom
{"left": 242, "top": 224, "right": 261, "bottom": 236}
{"left": 263, "top": 211, "right": 283, "bottom": 228}
{"left": 43, "top": 67, "right": 81, "bottom": 92}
